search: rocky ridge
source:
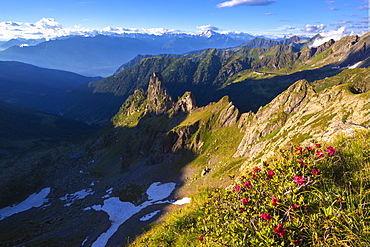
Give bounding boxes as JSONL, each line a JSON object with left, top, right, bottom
{"left": 233, "top": 76, "right": 370, "bottom": 169}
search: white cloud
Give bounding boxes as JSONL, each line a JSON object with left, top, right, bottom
{"left": 217, "top": 0, "right": 276, "bottom": 8}
{"left": 330, "top": 20, "right": 351, "bottom": 26}
{"left": 101, "top": 26, "right": 140, "bottom": 34}
{"left": 141, "top": 27, "right": 182, "bottom": 35}
{"left": 310, "top": 27, "right": 350, "bottom": 47}
{"left": 303, "top": 24, "right": 327, "bottom": 33}
{"left": 0, "top": 18, "right": 67, "bottom": 41}
{"left": 324, "top": 6, "right": 339, "bottom": 11}
{"left": 0, "top": 18, "right": 186, "bottom": 41}
{"left": 282, "top": 25, "right": 297, "bottom": 30}
{"left": 34, "top": 18, "right": 62, "bottom": 30}
{"left": 355, "top": 5, "right": 369, "bottom": 10}
{"left": 196, "top": 24, "right": 219, "bottom": 31}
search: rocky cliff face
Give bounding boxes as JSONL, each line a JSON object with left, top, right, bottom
{"left": 233, "top": 75, "right": 370, "bottom": 169}
{"left": 146, "top": 72, "right": 174, "bottom": 115}
{"left": 113, "top": 72, "right": 196, "bottom": 127}
{"left": 172, "top": 91, "right": 196, "bottom": 115}
{"left": 112, "top": 72, "right": 198, "bottom": 155}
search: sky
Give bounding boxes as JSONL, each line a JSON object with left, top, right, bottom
{"left": 0, "top": 0, "right": 369, "bottom": 40}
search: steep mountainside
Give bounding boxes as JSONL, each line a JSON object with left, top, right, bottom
{"left": 63, "top": 33, "right": 370, "bottom": 124}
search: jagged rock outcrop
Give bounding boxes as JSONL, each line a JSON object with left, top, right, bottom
{"left": 173, "top": 91, "right": 196, "bottom": 114}
{"left": 216, "top": 102, "right": 240, "bottom": 128}
{"left": 163, "top": 122, "right": 199, "bottom": 153}
{"left": 146, "top": 72, "right": 174, "bottom": 115}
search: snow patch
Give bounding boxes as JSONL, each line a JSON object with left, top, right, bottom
{"left": 147, "top": 182, "right": 176, "bottom": 202}
{"left": 60, "top": 188, "right": 94, "bottom": 206}
{"left": 0, "top": 187, "right": 51, "bottom": 220}
{"left": 88, "top": 182, "right": 188, "bottom": 247}
{"left": 102, "top": 188, "right": 113, "bottom": 199}
{"left": 348, "top": 61, "right": 362, "bottom": 69}
{"left": 81, "top": 237, "right": 88, "bottom": 246}
{"left": 140, "top": 210, "right": 161, "bottom": 221}
{"left": 173, "top": 197, "right": 192, "bottom": 205}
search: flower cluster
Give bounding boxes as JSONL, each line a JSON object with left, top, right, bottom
{"left": 197, "top": 142, "right": 339, "bottom": 246}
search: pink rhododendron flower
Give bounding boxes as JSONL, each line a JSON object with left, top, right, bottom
{"left": 233, "top": 185, "right": 241, "bottom": 192}
{"left": 271, "top": 195, "right": 278, "bottom": 206}
{"left": 291, "top": 203, "right": 299, "bottom": 210}
{"left": 306, "top": 146, "right": 313, "bottom": 151}
{"left": 315, "top": 143, "right": 321, "bottom": 148}
{"left": 242, "top": 198, "right": 250, "bottom": 204}
{"left": 294, "top": 175, "right": 305, "bottom": 185}
{"left": 239, "top": 208, "right": 245, "bottom": 212}
{"left": 273, "top": 223, "right": 287, "bottom": 237}
{"left": 244, "top": 180, "right": 253, "bottom": 188}
{"left": 253, "top": 167, "right": 261, "bottom": 174}
{"left": 267, "top": 170, "right": 275, "bottom": 180}
{"left": 260, "top": 212, "right": 273, "bottom": 221}
{"left": 311, "top": 168, "right": 321, "bottom": 176}
{"left": 326, "top": 146, "right": 336, "bottom": 156}
{"left": 316, "top": 150, "right": 325, "bottom": 158}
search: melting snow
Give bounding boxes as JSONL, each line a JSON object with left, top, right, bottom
{"left": 0, "top": 187, "right": 51, "bottom": 220}
{"left": 140, "top": 210, "right": 161, "bottom": 221}
{"left": 88, "top": 182, "right": 189, "bottom": 247}
{"left": 102, "top": 188, "right": 113, "bottom": 199}
{"left": 172, "top": 197, "right": 191, "bottom": 205}
{"left": 348, "top": 61, "right": 362, "bottom": 69}
{"left": 60, "top": 188, "right": 94, "bottom": 206}
{"left": 82, "top": 237, "right": 89, "bottom": 246}
{"left": 146, "top": 182, "right": 176, "bottom": 202}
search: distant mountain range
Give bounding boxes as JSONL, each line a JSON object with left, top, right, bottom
{"left": 0, "top": 31, "right": 292, "bottom": 77}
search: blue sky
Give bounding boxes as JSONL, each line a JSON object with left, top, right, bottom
{"left": 0, "top": 0, "right": 368, "bottom": 40}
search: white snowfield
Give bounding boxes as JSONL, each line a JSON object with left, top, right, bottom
{"left": 88, "top": 182, "right": 190, "bottom": 247}
{"left": 60, "top": 188, "right": 95, "bottom": 207}
{"left": 0, "top": 187, "right": 51, "bottom": 220}
{"left": 140, "top": 210, "right": 161, "bottom": 221}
